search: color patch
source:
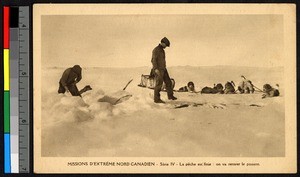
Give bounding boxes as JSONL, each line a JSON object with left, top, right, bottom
{"left": 10, "top": 7, "right": 19, "bottom": 28}
{"left": 4, "top": 49, "right": 10, "bottom": 90}
{"left": 4, "top": 7, "right": 10, "bottom": 49}
{"left": 4, "top": 134, "right": 11, "bottom": 173}
{"left": 4, "top": 91, "right": 10, "bottom": 133}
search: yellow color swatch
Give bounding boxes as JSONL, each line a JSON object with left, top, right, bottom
{"left": 4, "top": 49, "right": 9, "bottom": 91}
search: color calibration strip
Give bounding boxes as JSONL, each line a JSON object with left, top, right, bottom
{"left": 10, "top": 6, "right": 20, "bottom": 173}
{"left": 4, "top": 6, "right": 11, "bottom": 174}
{"left": 3, "top": 6, "right": 30, "bottom": 173}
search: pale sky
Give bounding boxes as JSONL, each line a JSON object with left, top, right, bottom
{"left": 42, "top": 15, "right": 283, "bottom": 67}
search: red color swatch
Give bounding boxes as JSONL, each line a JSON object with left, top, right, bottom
{"left": 3, "top": 7, "right": 9, "bottom": 49}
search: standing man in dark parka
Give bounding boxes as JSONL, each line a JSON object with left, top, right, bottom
{"left": 151, "top": 37, "right": 177, "bottom": 103}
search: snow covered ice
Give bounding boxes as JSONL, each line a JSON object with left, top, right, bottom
{"left": 41, "top": 66, "right": 285, "bottom": 157}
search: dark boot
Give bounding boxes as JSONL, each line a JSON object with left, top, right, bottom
{"left": 168, "top": 96, "right": 177, "bottom": 100}
{"left": 154, "top": 99, "right": 165, "bottom": 104}
{"left": 58, "top": 82, "right": 66, "bottom": 94}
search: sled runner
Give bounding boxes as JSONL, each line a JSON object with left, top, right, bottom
{"left": 164, "top": 100, "right": 227, "bottom": 109}
{"left": 163, "top": 100, "right": 203, "bottom": 109}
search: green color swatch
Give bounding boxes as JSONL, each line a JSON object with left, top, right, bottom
{"left": 4, "top": 91, "right": 10, "bottom": 133}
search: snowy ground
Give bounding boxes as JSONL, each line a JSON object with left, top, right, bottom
{"left": 41, "top": 66, "right": 284, "bottom": 157}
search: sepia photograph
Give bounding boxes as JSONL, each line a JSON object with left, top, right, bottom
{"left": 33, "top": 4, "right": 296, "bottom": 173}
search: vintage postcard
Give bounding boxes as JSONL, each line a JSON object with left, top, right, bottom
{"left": 33, "top": 4, "right": 296, "bottom": 173}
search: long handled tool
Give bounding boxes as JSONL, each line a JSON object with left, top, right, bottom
{"left": 123, "top": 79, "right": 133, "bottom": 90}
{"left": 114, "top": 79, "right": 134, "bottom": 104}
